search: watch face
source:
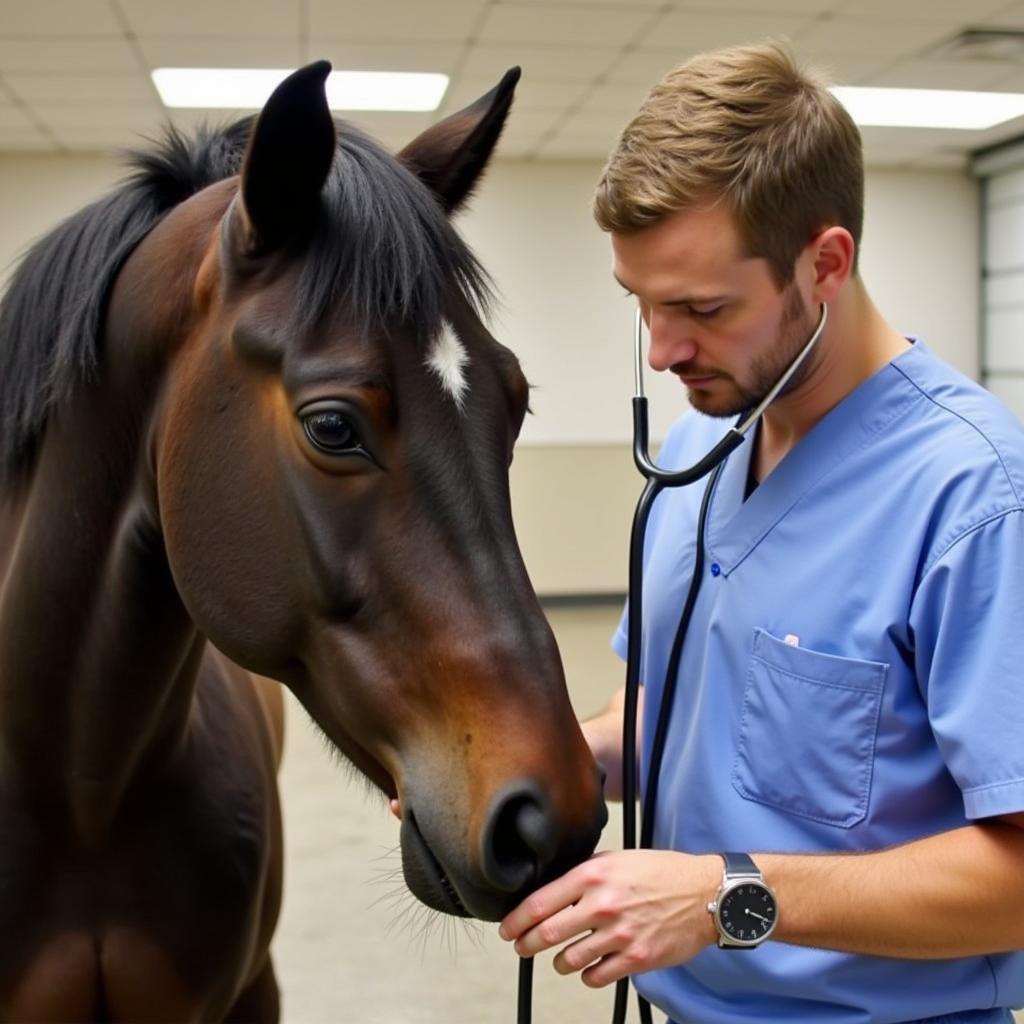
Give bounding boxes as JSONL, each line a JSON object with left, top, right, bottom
{"left": 718, "top": 882, "right": 777, "bottom": 944}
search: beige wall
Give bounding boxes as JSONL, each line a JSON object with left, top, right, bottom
{"left": 0, "top": 152, "right": 979, "bottom": 595}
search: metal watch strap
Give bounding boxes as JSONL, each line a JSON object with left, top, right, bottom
{"left": 721, "top": 852, "right": 759, "bottom": 878}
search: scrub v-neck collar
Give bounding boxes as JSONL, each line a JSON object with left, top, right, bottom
{"left": 705, "top": 341, "right": 928, "bottom": 576}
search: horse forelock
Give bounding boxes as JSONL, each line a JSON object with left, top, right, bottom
{"left": 286, "top": 126, "right": 493, "bottom": 346}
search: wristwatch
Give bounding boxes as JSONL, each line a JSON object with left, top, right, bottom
{"left": 707, "top": 852, "right": 778, "bottom": 949}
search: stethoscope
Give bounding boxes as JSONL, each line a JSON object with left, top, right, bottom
{"left": 516, "top": 300, "right": 828, "bottom": 1024}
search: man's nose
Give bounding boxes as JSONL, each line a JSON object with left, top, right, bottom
{"left": 647, "top": 308, "right": 698, "bottom": 373}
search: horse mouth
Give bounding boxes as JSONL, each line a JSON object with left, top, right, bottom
{"left": 400, "top": 812, "right": 471, "bottom": 918}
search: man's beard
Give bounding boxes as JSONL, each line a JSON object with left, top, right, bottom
{"left": 686, "top": 285, "right": 818, "bottom": 419}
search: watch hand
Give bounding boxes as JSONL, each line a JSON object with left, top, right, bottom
{"left": 745, "top": 910, "right": 771, "bottom": 924}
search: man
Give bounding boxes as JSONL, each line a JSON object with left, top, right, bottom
{"left": 498, "top": 41, "right": 1024, "bottom": 1024}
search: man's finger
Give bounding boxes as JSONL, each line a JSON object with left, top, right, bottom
{"left": 513, "top": 900, "right": 593, "bottom": 957}
{"left": 498, "top": 867, "right": 587, "bottom": 941}
{"left": 552, "top": 928, "right": 621, "bottom": 976}
{"left": 581, "top": 951, "right": 632, "bottom": 989}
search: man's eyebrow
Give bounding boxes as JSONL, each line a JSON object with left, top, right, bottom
{"left": 613, "top": 274, "right": 726, "bottom": 307}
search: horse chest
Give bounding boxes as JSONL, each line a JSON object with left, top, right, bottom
{"left": 0, "top": 682, "right": 280, "bottom": 1021}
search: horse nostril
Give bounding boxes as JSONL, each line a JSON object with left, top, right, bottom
{"left": 480, "top": 784, "right": 554, "bottom": 893}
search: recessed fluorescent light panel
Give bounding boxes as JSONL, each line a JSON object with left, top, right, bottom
{"left": 152, "top": 68, "right": 449, "bottom": 111}
{"left": 831, "top": 86, "right": 1024, "bottom": 130}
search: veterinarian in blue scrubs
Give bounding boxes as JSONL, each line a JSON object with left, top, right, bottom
{"left": 500, "top": 40, "right": 1024, "bottom": 1024}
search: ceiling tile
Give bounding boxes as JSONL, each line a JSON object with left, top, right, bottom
{"left": 308, "top": 0, "right": 488, "bottom": 43}
{"left": 988, "top": 68, "right": 1024, "bottom": 91}
{"left": 0, "top": 0, "right": 1003, "bottom": 161}
{"left": 792, "top": 16, "right": 958, "bottom": 58}
{"left": 462, "top": 44, "right": 621, "bottom": 82}
{"left": 0, "top": 106, "right": 35, "bottom": 130}
{"left": 478, "top": 3, "right": 657, "bottom": 47}
{"left": 495, "top": 0, "right": 663, "bottom": 7}
{"left": 304, "top": 41, "right": 463, "bottom": 74}
{"left": 336, "top": 110, "right": 434, "bottom": 148}
{"left": 838, "top": 0, "right": 1010, "bottom": 19}
{"left": 605, "top": 46, "right": 895, "bottom": 88}
{"left": 0, "top": 0, "right": 122, "bottom": 35}
{"left": 49, "top": 124, "right": 156, "bottom": 150}
{"left": 495, "top": 122, "right": 549, "bottom": 147}
{"left": 137, "top": 36, "right": 302, "bottom": 68}
{"left": 0, "top": 128, "right": 57, "bottom": 152}
{"left": 167, "top": 108, "right": 253, "bottom": 133}
{"left": 4, "top": 73, "right": 157, "bottom": 106}
{"left": 0, "top": 38, "right": 138, "bottom": 73}
{"left": 33, "top": 103, "right": 164, "bottom": 130}
{"left": 863, "top": 58, "right": 1022, "bottom": 90}
{"left": 637, "top": 10, "right": 819, "bottom": 51}
{"left": 558, "top": 110, "right": 631, "bottom": 137}
{"left": 976, "top": 1, "right": 1024, "bottom": 28}
{"left": 493, "top": 108, "right": 563, "bottom": 135}
{"left": 441, "top": 76, "right": 586, "bottom": 113}
{"left": 577, "top": 81, "right": 651, "bottom": 114}
{"left": 536, "top": 133, "right": 618, "bottom": 159}
{"left": 492, "top": 138, "right": 540, "bottom": 158}
{"left": 118, "top": 0, "right": 299, "bottom": 39}
{"left": 677, "top": 0, "right": 840, "bottom": 10}
{"left": 794, "top": 52, "right": 902, "bottom": 84}
{"left": 603, "top": 49, "right": 697, "bottom": 85}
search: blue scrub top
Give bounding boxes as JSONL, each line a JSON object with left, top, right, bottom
{"left": 613, "top": 341, "right": 1024, "bottom": 1023}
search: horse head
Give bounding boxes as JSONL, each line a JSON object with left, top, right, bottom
{"left": 115, "top": 63, "right": 606, "bottom": 921}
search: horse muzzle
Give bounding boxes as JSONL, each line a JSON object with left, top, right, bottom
{"left": 399, "top": 777, "right": 608, "bottom": 921}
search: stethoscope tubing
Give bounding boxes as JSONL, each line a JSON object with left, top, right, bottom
{"left": 617, "top": 300, "right": 828, "bottom": 1024}
{"left": 518, "top": 302, "right": 828, "bottom": 1024}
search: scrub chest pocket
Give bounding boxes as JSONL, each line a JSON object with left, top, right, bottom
{"left": 731, "top": 629, "right": 889, "bottom": 828}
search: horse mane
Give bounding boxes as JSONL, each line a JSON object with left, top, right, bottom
{"left": 0, "top": 116, "right": 492, "bottom": 490}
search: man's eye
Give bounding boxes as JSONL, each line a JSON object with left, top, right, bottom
{"left": 302, "top": 410, "right": 359, "bottom": 454}
{"left": 691, "top": 305, "right": 723, "bottom": 319}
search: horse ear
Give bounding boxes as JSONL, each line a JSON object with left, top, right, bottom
{"left": 398, "top": 67, "right": 520, "bottom": 215}
{"left": 235, "top": 60, "right": 336, "bottom": 255}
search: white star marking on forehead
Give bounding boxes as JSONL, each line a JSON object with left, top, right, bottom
{"left": 426, "top": 320, "right": 470, "bottom": 411}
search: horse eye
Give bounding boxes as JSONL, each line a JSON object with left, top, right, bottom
{"left": 302, "top": 410, "right": 359, "bottom": 454}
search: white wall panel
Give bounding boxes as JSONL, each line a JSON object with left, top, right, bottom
{"left": 986, "top": 271, "right": 1024, "bottom": 309}
{"left": 985, "top": 310, "right": 1024, "bottom": 372}
{"left": 982, "top": 156, "right": 1024, "bottom": 427}
{"left": 987, "top": 165, "right": 1024, "bottom": 207}
{"left": 985, "top": 375, "right": 1024, "bottom": 423}
{"left": 985, "top": 198, "right": 1024, "bottom": 274}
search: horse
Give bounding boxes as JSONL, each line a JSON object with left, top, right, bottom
{"left": 0, "top": 62, "right": 606, "bottom": 1021}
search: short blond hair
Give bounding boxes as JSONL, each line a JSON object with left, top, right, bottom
{"left": 593, "top": 41, "right": 863, "bottom": 285}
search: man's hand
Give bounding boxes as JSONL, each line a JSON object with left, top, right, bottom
{"left": 498, "top": 850, "right": 720, "bottom": 987}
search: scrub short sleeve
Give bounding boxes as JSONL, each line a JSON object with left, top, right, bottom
{"left": 910, "top": 508, "right": 1024, "bottom": 819}
{"left": 612, "top": 601, "right": 629, "bottom": 661}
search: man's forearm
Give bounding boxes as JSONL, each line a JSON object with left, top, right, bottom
{"left": 761, "top": 814, "right": 1024, "bottom": 959}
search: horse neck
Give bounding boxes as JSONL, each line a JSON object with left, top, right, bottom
{"left": 0, "top": 192, "right": 227, "bottom": 845}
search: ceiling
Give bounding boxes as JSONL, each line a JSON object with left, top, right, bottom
{"left": 3, "top": 0, "right": 1024, "bottom": 168}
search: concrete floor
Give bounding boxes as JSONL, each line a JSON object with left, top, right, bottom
{"left": 270, "top": 602, "right": 1024, "bottom": 1024}
{"left": 272, "top": 602, "right": 626, "bottom": 1024}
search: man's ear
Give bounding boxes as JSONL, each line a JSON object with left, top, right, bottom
{"left": 231, "top": 60, "right": 336, "bottom": 258}
{"left": 398, "top": 67, "right": 520, "bottom": 214}
{"left": 810, "top": 226, "right": 856, "bottom": 304}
